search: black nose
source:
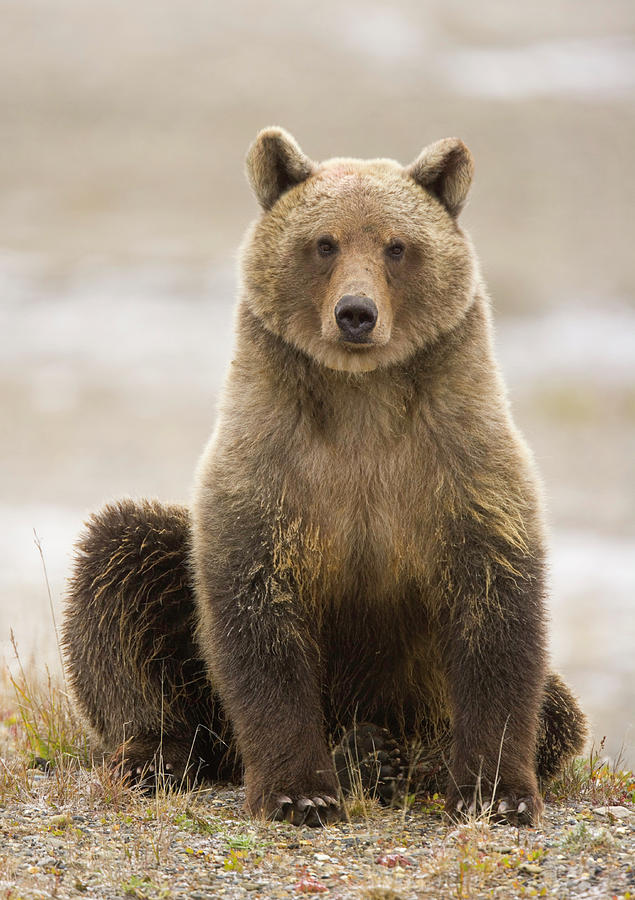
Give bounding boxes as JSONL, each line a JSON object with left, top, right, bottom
{"left": 334, "top": 295, "right": 378, "bottom": 342}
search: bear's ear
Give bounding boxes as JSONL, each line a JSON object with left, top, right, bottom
{"left": 407, "top": 138, "right": 474, "bottom": 217}
{"left": 246, "top": 127, "right": 315, "bottom": 211}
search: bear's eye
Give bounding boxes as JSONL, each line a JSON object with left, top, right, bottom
{"left": 317, "top": 237, "right": 337, "bottom": 257}
{"left": 387, "top": 241, "right": 405, "bottom": 259}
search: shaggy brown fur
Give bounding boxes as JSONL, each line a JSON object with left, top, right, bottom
{"left": 63, "top": 128, "right": 586, "bottom": 828}
{"left": 64, "top": 499, "right": 584, "bottom": 820}
{"left": 62, "top": 499, "right": 238, "bottom": 786}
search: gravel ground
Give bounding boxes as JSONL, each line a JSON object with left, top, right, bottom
{"left": 1, "top": 770, "right": 633, "bottom": 900}
{"left": 1, "top": 672, "right": 634, "bottom": 899}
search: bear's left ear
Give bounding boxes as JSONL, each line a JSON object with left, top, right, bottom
{"left": 407, "top": 138, "right": 474, "bottom": 217}
{"left": 246, "top": 127, "right": 315, "bottom": 211}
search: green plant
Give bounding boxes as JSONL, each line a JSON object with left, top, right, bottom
{"left": 550, "top": 739, "right": 635, "bottom": 807}
{"left": 559, "top": 821, "right": 614, "bottom": 853}
{"left": 223, "top": 848, "right": 246, "bottom": 871}
{"left": 174, "top": 805, "right": 220, "bottom": 835}
{"left": 10, "top": 634, "right": 90, "bottom": 770}
{"left": 121, "top": 874, "right": 169, "bottom": 898}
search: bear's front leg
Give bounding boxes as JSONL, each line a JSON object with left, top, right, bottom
{"left": 441, "top": 535, "right": 547, "bottom": 826}
{"left": 195, "top": 545, "right": 341, "bottom": 826}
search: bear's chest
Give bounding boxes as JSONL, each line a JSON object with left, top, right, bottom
{"left": 281, "top": 420, "right": 439, "bottom": 599}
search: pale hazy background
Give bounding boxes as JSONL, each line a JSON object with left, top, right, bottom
{"left": 1, "top": 0, "right": 634, "bottom": 765}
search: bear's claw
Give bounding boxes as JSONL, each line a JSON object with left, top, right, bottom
{"left": 269, "top": 792, "right": 341, "bottom": 827}
{"left": 110, "top": 741, "right": 205, "bottom": 793}
{"left": 114, "top": 759, "right": 177, "bottom": 793}
{"left": 450, "top": 792, "right": 542, "bottom": 827}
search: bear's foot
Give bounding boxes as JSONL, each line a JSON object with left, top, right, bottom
{"left": 333, "top": 723, "right": 409, "bottom": 806}
{"left": 110, "top": 738, "right": 210, "bottom": 792}
{"left": 114, "top": 757, "right": 177, "bottom": 793}
{"left": 446, "top": 788, "right": 544, "bottom": 827}
{"left": 267, "top": 792, "right": 342, "bottom": 827}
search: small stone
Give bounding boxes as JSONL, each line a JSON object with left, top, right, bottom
{"left": 518, "top": 863, "right": 542, "bottom": 875}
{"left": 341, "top": 838, "right": 362, "bottom": 848}
{"left": 592, "top": 806, "right": 633, "bottom": 820}
{"left": 376, "top": 852, "right": 415, "bottom": 868}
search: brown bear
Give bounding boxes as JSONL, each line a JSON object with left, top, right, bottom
{"left": 62, "top": 128, "right": 586, "bottom": 828}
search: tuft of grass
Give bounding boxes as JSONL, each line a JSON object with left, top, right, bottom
{"left": 549, "top": 738, "right": 635, "bottom": 807}
{"left": 226, "top": 832, "right": 265, "bottom": 851}
{"left": 173, "top": 804, "right": 221, "bottom": 835}
{"left": 10, "top": 633, "right": 91, "bottom": 771}
{"left": 559, "top": 821, "right": 614, "bottom": 853}
{"left": 121, "top": 874, "right": 170, "bottom": 898}
{"left": 420, "top": 791, "right": 445, "bottom": 815}
{"left": 363, "top": 890, "right": 406, "bottom": 900}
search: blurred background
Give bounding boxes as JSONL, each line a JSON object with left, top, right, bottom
{"left": 1, "top": 0, "right": 633, "bottom": 765}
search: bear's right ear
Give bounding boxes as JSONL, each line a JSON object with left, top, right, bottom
{"left": 246, "top": 127, "right": 315, "bottom": 211}
{"left": 407, "top": 138, "right": 474, "bottom": 217}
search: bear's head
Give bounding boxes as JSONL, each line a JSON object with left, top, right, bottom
{"left": 241, "top": 127, "right": 478, "bottom": 373}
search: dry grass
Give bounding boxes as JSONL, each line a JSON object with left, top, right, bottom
{"left": 0, "top": 657, "right": 633, "bottom": 899}
{"left": 549, "top": 737, "right": 635, "bottom": 808}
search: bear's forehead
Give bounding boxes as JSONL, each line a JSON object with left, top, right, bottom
{"left": 305, "top": 163, "right": 424, "bottom": 222}
{"left": 314, "top": 159, "right": 406, "bottom": 194}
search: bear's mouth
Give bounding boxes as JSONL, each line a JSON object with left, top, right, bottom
{"left": 339, "top": 336, "right": 374, "bottom": 349}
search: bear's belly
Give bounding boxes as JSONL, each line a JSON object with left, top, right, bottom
{"left": 320, "top": 595, "right": 449, "bottom": 737}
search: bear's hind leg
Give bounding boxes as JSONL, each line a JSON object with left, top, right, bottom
{"left": 62, "top": 499, "right": 235, "bottom": 788}
{"left": 536, "top": 672, "right": 587, "bottom": 782}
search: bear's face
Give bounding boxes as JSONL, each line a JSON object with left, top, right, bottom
{"left": 241, "top": 129, "right": 477, "bottom": 373}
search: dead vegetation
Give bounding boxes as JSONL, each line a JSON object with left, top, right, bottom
{"left": 0, "top": 658, "right": 633, "bottom": 899}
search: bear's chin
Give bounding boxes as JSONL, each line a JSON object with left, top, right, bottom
{"left": 313, "top": 344, "right": 383, "bottom": 374}
{"left": 324, "top": 358, "right": 381, "bottom": 374}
